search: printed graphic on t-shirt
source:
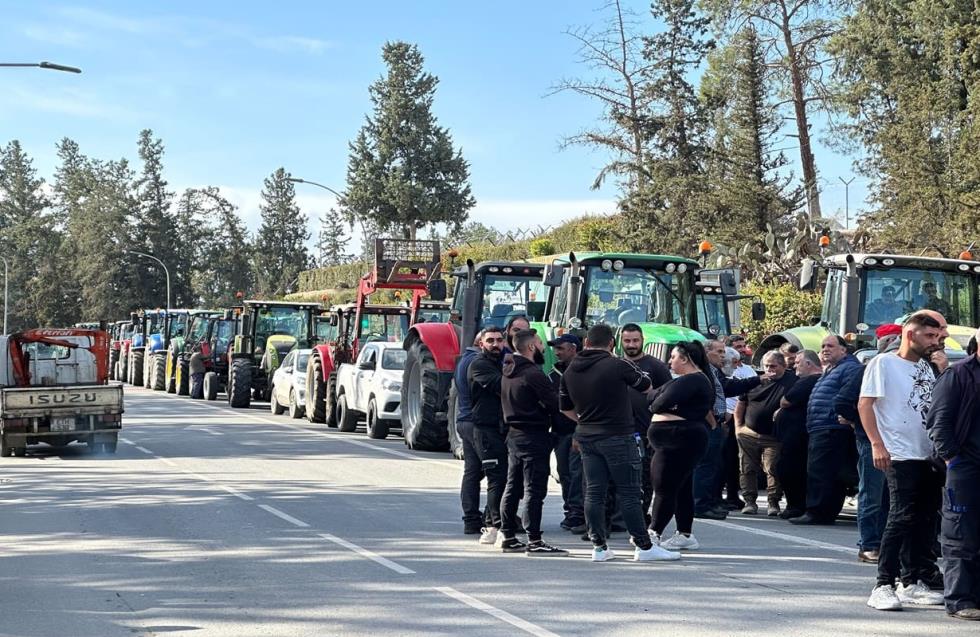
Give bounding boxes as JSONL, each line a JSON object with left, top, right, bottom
{"left": 907, "top": 360, "right": 934, "bottom": 428}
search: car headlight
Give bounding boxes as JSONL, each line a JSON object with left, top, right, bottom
{"left": 381, "top": 378, "right": 401, "bottom": 392}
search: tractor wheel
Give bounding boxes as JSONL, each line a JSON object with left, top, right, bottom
{"left": 447, "top": 383, "right": 464, "bottom": 460}
{"left": 203, "top": 372, "right": 219, "bottom": 401}
{"left": 366, "top": 398, "right": 389, "bottom": 440}
{"left": 176, "top": 358, "right": 190, "bottom": 396}
{"left": 108, "top": 349, "right": 119, "bottom": 380}
{"left": 143, "top": 353, "right": 153, "bottom": 389}
{"left": 130, "top": 351, "right": 144, "bottom": 387}
{"left": 401, "top": 340, "right": 450, "bottom": 451}
{"left": 165, "top": 354, "right": 177, "bottom": 393}
{"left": 325, "top": 373, "right": 338, "bottom": 428}
{"left": 337, "top": 393, "right": 358, "bottom": 432}
{"left": 228, "top": 359, "right": 252, "bottom": 408}
{"left": 152, "top": 354, "right": 167, "bottom": 391}
{"left": 306, "top": 355, "right": 327, "bottom": 423}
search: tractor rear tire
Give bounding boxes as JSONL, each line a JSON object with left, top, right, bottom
{"left": 337, "top": 393, "right": 358, "bottom": 432}
{"left": 176, "top": 358, "right": 189, "bottom": 396}
{"left": 130, "top": 351, "right": 144, "bottom": 387}
{"left": 228, "top": 360, "right": 252, "bottom": 408}
{"left": 203, "top": 372, "right": 219, "bottom": 401}
{"left": 306, "top": 356, "right": 327, "bottom": 424}
{"left": 152, "top": 354, "right": 167, "bottom": 391}
{"left": 447, "top": 384, "right": 464, "bottom": 460}
{"left": 401, "top": 340, "right": 450, "bottom": 451}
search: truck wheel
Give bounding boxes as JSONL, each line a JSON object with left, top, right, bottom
{"left": 176, "top": 358, "right": 190, "bottom": 396}
{"left": 228, "top": 359, "right": 252, "bottom": 408}
{"left": 337, "top": 393, "right": 358, "bottom": 432}
{"left": 325, "top": 373, "right": 338, "bottom": 428}
{"left": 366, "top": 399, "right": 388, "bottom": 440}
{"left": 447, "top": 384, "right": 464, "bottom": 460}
{"left": 306, "top": 356, "right": 327, "bottom": 423}
{"left": 203, "top": 372, "right": 218, "bottom": 401}
{"left": 289, "top": 390, "right": 304, "bottom": 419}
{"left": 152, "top": 354, "right": 167, "bottom": 391}
{"left": 401, "top": 340, "right": 450, "bottom": 451}
{"left": 270, "top": 390, "right": 286, "bottom": 415}
{"left": 130, "top": 351, "right": 144, "bottom": 387}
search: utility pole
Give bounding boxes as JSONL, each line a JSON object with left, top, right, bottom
{"left": 839, "top": 176, "right": 855, "bottom": 229}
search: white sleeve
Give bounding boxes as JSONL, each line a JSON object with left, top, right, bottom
{"left": 859, "top": 357, "right": 885, "bottom": 399}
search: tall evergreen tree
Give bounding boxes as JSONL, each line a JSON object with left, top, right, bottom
{"left": 253, "top": 168, "right": 310, "bottom": 297}
{"left": 343, "top": 41, "right": 475, "bottom": 240}
{"left": 316, "top": 207, "right": 351, "bottom": 266}
{"left": 190, "top": 187, "right": 255, "bottom": 306}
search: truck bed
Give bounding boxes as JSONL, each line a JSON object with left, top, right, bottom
{"left": 1, "top": 384, "right": 124, "bottom": 418}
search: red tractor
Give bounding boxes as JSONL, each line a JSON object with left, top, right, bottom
{"left": 305, "top": 238, "right": 445, "bottom": 426}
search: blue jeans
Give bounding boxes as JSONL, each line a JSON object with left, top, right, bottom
{"left": 693, "top": 424, "right": 726, "bottom": 514}
{"left": 578, "top": 434, "right": 651, "bottom": 548}
{"left": 855, "top": 428, "right": 888, "bottom": 551}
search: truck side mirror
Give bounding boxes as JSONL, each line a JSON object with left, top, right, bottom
{"left": 427, "top": 278, "right": 447, "bottom": 301}
{"left": 542, "top": 263, "right": 564, "bottom": 287}
{"left": 751, "top": 302, "right": 766, "bottom": 322}
{"left": 799, "top": 259, "right": 817, "bottom": 291}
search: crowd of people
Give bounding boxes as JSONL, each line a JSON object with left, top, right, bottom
{"left": 453, "top": 312, "right": 980, "bottom": 621}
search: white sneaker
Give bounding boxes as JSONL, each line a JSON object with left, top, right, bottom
{"left": 634, "top": 544, "right": 681, "bottom": 561}
{"left": 647, "top": 529, "right": 661, "bottom": 544}
{"left": 479, "top": 527, "right": 498, "bottom": 545}
{"left": 867, "top": 584, "right": 903, "bottom": 611}
{"left": 591, "top": 546, "right": 615, "bottom": 562}
{"left": 660, "top": 531, "right": 700, "bottom": 551}
{"left": 493, "top": 531, "right": 525, "bottom": 548}
{"left": 896, "top": 580, "right": 945, "bottom": 606}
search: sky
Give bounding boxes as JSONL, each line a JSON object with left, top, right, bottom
{"left": 1, "top": 1, "right": 869, "bottom": 247}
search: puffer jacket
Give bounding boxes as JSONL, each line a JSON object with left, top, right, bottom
{"left": 806, "top": 353, "right": 862, "bottom": 433}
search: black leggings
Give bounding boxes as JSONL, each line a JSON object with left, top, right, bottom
{"left": 648, "top": 420, "right": 709, "bottom": 536}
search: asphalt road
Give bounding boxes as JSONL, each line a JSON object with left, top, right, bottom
{"left": 0, "top": 386, "right": 970, "bottom": 637}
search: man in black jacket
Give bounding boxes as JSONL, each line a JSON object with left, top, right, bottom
{"left": 928, "top": 330, "right": 980, "bottom": 621}
{"left": 548, "top": 334, "right": 585, "bottom": 533}
{"left": 499, "top": 329, "right": 567, "bottom": 555}
{"left": 467, "top": 326, "right": 508, "bottom": 546}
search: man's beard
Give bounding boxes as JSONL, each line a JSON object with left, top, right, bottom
{"left": 623, "top": 347, "right": 642, "bottom": 358}
{"left": 532, "top": 349, "right": 545, "bottom": 365}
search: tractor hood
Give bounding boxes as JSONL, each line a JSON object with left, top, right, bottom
{"left": 634, "top": 323, "right": 705, "bottom": 345}
{"left": 264, "top": 334, "right": 298, "bottom": 370}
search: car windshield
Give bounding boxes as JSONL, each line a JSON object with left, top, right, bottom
{"left": 862, "top": 267, "right": 977, "bottom": 327}
{"left": 254, "top": 306, "right": 310, "bottom": 351}
{"left": 481, "top": 275, "right": 547, "bottom": 328}
{"left": 359, "top": 314, "right": 410, "bottom": 344}
{"left": 584, "top": 266, "right": 695, "bottom": 328}
{"left": 382, "top": 349, "right": 407, "bottom": 370}
{"left": 696, "top": 292, "right": 730, "bottom": 337}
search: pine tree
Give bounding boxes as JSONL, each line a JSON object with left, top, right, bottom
{"left": 189, "top": 187, "right": 255, "bottom": 306}
{"left": 316, "top": 207, "right": 351, "bottom": 266}
{"left": 253, "top": 168, "right": 310, "bottom": 297}
{"left": 342, "top": 41, "right": 475, "bottom": 240}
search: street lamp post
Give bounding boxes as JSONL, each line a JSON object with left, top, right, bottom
{"left": 0, "top": 61, "right": 82, "bottom": 74}
{"left": 1, "top": 257, "right": 8, "bottom": 335}
{"left": 839, "top": 176, "right": 855, "bottom": 229}
{"left": 126, "top": 250, "right": 171, "bottom": 312}
{"left": 286, "top": 177, "right": 344, "bottom": 199}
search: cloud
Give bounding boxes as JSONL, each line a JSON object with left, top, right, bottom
{"left": 251, "top": 35, "right": 335, "bottom": 55}
{"left": 55, "top": 6, "right": 157, "bottom": 34}
{"left": 2, "top": 86, "right": 138, "bottom": 120}
{"left": 21, "top": 24, "right": 92, "bottom": 47}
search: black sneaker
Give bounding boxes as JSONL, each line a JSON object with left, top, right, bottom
{"left": 526, "top": 540, "right": 569, "bottom": 557}
{"left": 500, "top": 537, "right": 527, "bottom": 553}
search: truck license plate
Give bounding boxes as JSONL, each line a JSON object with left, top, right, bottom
{"left": 51, "top": 417, "right": 75, "bottom": 432}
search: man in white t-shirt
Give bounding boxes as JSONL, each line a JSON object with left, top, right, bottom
{"left": 859, "top": 311, "right": 947, "bottom": 611}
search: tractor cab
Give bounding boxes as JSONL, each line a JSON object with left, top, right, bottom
{"left": 694, "top": 268, "right": 766, "bottom": 340}
{"left": 413, "top": 300, "right": 451, "bottom": 325}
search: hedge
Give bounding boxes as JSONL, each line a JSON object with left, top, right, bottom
{"left": 738, "top": 281, "right": 824, "bottom": 348}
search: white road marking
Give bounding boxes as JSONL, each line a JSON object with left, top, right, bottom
{"left": 317, "top": 533, "right": 415, "bottom": 575}
{"left": 258, "top": 504, "right": 310, "bottom": 528}
{"left": 135, "top": 446, "right": 153, "bottom": 455}
{"left": 695, "top": 518, "right": 855, "bottom": 555}
{"left": 119, "top": 437, "right": 136, "bottom": 445}
{"left": 434, "top": 586, "right": 561, "bottom": 637}
{"left": 217, "top": 484, "right": 254, "bottom": 501}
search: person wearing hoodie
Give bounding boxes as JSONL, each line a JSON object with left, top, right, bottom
{"left": 454, "top": 335, "right": 486, "bottom": 535}
{"left": 548, "top": 334, "right": 585, "bottom": 533}
{"left": 560, "top": 324, "right": 677, "bottom": 562}
{"left": 499, "top": 329, "right": 567, "bottom": 556}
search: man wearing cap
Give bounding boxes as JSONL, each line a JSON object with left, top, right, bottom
{"left": 548, "top": 333, "right": 585, "bottom": 533}
{"left": 868, "top": 286, "right": 906, "bottom": 325}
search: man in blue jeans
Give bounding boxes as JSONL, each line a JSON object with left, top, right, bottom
{"left": 559, "top": 324, "right": 678, "bottom": 562}
{"left": 454, "top": 335, "right": 486, "bottom": 535}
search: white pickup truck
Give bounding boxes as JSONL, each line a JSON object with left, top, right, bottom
{"left": 335, "top": 342, "right": 406, "bottom": 439}
{"left": 0, "top": 329, "right": 124, "bottom": 457}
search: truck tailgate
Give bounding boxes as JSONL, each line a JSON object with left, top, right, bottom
{"left": 1, "top": 385, "right": 124, "bottom": 418}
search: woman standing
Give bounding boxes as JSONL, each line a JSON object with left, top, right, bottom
{"left": 648, "top": 340, "right": 715, "bottom": 552}
{"left": 503, "top": 315, "right": 531, "bottom": 353}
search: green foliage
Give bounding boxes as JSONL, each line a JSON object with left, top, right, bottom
{"left": 342, "top": 41, "right": 475, "bottom": 240}
{"left": 316, "top": 207, "right": 352, "bottom": 266}
{"left": 253, "top": 168, "right": 310, "bottom": 297}
{"left": 529, "top": 238, "right": 555, "bottom": 257}
{"left": 738, "top": 280, "right": 824, "bottom": 348}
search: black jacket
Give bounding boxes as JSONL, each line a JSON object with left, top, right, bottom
{"left": 548, "top": 362, "right": 577, "bottom": 436}
{"left": 927, "top": 355, "right": 980, "bottom": 461}
{"left": 559, "top": 349, "right": 652, "bottom": 437}
{"left": 502, "top": 354, "right": 558, "bottom": 433}
{"left": 628, "top": 355, "right": 672, "bottom": 433}
{"left": 467, "top": 351, "right": 503, "bottom": 429}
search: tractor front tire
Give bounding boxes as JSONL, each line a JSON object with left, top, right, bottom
{"left": 401, "top": 340, "right": 450, "bottom": 451}
{"left": 176, "top": 358, "right": 190, "bottom": 396}
{"left": 203, "top": 372, "right": 219, "bottom": 401}
{"left": 228, "top": 360, "right": 252, "bottom": 408}
{"left": 325, "top": 373, "right": 338, "bottom": 428}
{"left": 130, "top": 351, "right": 144, "bottom": 387}
{"left": 306, "top": 356, "right": 327, "bottom": 423}
{"left": 108, "top": 349, "right": 119, "bottom": 381}
{"left": 152, "top": 354, "right": 167, "bottom": 391}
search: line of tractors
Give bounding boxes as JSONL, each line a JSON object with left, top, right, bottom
{"left": 104, "top": 237, "right": 980, "bottom": 459}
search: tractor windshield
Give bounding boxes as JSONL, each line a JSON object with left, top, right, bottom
{"left": 214, "top": 320, "right": 235, "bottom": 356}
{"left": 358, "top": 314, "right": 410, "bottom": 344}
{"left": 188, "top": 317, "right": 210, "bottom": 345}
{"left": 584, "top": 266, "right": 695, "bottom": 328}
{"left": 481, "top": 275, "right": 547, "bottom": 328}
{"left": 416, "top": 306, "right": 451, "bottom": 324}
{"left": 697, "top": 292, "right": 730, "bottom": 337}
{"left": 315, "top": 316, "right": 337, "bottom": 343}
{"left": 254, "top": 307, "right": 311, "bottom": 352}
{"left": 169, "top": 314, "right": 188, "bottom": 338}
{"left": 144, "top": 314, "right": 163, "bottom": 336}
{"left": 862, "top": 268, "right": 977, "bottom": 327}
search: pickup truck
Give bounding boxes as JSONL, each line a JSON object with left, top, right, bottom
{"left": 335, "top": 342, "right": 406, "bottom": 439}
{"left": 0, "top": 329, "right": 124, "bottom": 457}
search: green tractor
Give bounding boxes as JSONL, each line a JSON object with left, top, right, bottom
{"left": 227, "top": 300, "right": 321, "bottom": 408}
{"left": 163, "top": 310, "right": 222, "bottom": 396}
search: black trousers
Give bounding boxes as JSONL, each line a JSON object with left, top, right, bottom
{"left": 720, "top": 416, "right": 741, "bottom": 503}
{"left": 648, "top": 420, "right": 709, "bottom": 536}
{"left": 579, "top": 434, "right": 650, "bottom": 548}
{"left": 942, "top": 456, "right": 980, "bottom": 612}
{"left": 776, "top": 420, "right": 809, "bottom": 512}
{"left": 472, "top": 425, "right": 508, "bottom": 529}
{"left": 457, "top": 420, "right": 487, "bottom": 529}
{"left": 877, "top": 460, "right": 943, "bottom": 587}
{"left": 553, "top": 432, "right": 584, "bottom": 525}
{"left": 805, "top": 427, "right": 854, "bottom": 521}
{"left": 501, "top": 430, "right": 552, "bottom": 541}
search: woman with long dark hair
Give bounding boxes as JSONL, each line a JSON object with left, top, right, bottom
{"left": 503, "top": 315, "right": 531, "bottom": 352}
{"left": 647, "top": 340, "right": 715, "bottom": 553}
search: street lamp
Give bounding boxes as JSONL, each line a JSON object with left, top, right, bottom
{"left": 0, "top": 257, "right": 8, "bottom": 335}
{"left": 286, "top": 177, "right": 344, "bottom": 199}
{"left": 126, "top": 250, "right": 171, "bottom": 312}
{"left": 0, "top": 61, "right": 82, "bottom": 74}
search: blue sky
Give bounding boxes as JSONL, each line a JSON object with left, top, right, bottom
{"left": 1, "top": 1, "right": 868, "bottom": 242}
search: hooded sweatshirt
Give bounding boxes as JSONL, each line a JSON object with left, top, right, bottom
{"left": 502, "top": 354, "right": 558, "bottom": 433}
{"left": 559, "top": 348, "right": 652, "bottom": 438}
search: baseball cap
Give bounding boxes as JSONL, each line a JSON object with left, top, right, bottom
{"left": 548, "top": 334, "right": 582, "bottom": 350}
{"left": 875, "top": 323, "right": 902, "bottom": 339}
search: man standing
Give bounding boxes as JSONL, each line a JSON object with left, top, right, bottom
{"left": 790, "top": 335, "right": 862, "bottom": 526}
{"left": 499, "top": 330, "right": 566, "bottom": 555}
{"left": 548, "top": 334, "right": 585, "bottom": 533}
{"left": 734, "top": 351, "right": 795, "bottom": 516}
{"left": 454, "top": 335, "right": 485, "bottom": 535}
{"left": 727, "top": 334, "right": 753, "bottom": 364}
{"left": 861, "top": 312, "right": 946, "bottom": 611}
{"left": 928, "top": 326, "right": 980, "bottom": 621}
{"left": 560, "top": 324, "right": 676, "bottom": 562}
{"left": 467, "top": 326, "right": 508, "bottom": 546}
{"left": 773, "top": 350, "right": 822, "bottom": 519}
